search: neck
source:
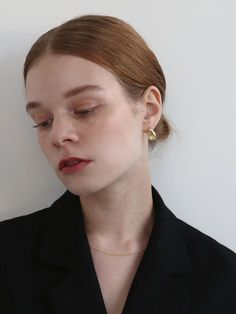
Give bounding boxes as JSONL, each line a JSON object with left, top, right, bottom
{"left": 79, "top": 170, "right": 155, "bottom": 252}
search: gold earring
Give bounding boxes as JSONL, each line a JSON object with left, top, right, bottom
{"left": 147, "top": 128, "right": 156, "bottom": 141}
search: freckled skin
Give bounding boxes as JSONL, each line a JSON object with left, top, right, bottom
{"left": 25, "top": 54, "right": 162, "bottom": 314}
{"left": 26, "top": 54, "right": 157, "bottom": 197}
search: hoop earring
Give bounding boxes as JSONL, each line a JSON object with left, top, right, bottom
{"left": 147, "top": 128, "right": 156, "bottom": 141}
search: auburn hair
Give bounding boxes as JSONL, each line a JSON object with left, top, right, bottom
{"left": 24, "top": 15, "right": 173, "bottom": 148}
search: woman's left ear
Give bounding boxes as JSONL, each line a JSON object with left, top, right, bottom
{"left": 141, "top": 86, "right": 162, "bottom": 131}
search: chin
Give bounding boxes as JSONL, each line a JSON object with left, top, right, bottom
{"left": 59, "top": 178, "right": 107, "bottom": 197}
{"left": 67, "top": 186, "right": 93, "bottom": 197}
{"left": 56, "top": 163, "right": 128, "bottom": 197}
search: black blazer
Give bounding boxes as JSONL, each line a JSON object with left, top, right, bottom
{"left": 0, "top": 185, "right": 236, "bottom": 314}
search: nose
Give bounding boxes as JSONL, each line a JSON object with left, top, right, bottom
{"left": 49, "top": 116, "right": 79, "bottom": 147}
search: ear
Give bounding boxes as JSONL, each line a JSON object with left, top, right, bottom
{"left": 141, "top": 86, "right": 162, "bottom": 132}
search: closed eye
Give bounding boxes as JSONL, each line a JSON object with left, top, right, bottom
{"left": 33, "top": 119, "right": 53, "bottom": 129}
{"left": 73, "top": 106, "right": 97, "bottom": 116}
{"left": 32, "top": 107, "right": 98, "bottom": 129}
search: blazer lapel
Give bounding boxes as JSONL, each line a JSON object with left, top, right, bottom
{"left": 38, "top": 186, "right": 193, "bottom": 314}
{"left": 122, "top": 186, "right": 192, "bottom": 314}
{"left": 38, "top": 191, "right": 107, "bottom": 314}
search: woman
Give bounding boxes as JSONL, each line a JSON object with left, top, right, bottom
{"left": 0, "top": 15, "right": 235, "bottom": 314}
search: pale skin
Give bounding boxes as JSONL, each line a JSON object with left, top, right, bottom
{"left": 25, "top": 54, "right": 162, "bottom": 313}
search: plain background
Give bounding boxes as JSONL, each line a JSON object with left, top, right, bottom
{"left": 0, "top": 0, "right": 235, "bottom": 251}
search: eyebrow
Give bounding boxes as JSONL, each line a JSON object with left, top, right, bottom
{"left": 25, "top": 84, "right": 104, "bottom": 113}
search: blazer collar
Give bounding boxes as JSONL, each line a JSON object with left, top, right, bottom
{"left": 39, "top": 185, "right": 192, "bottom": 313}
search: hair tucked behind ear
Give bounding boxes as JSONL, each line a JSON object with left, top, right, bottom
{"left": 24, "top": 14, "right": 174, "bottom": 149}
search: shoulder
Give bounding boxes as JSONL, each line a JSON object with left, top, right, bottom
{"left": 176, "top": 217, "right": 236, "bottom": 300}
{"left": 177, "top": 217, "right": 236, "bottom": 263}
{"left": 0, "top": 190, "right": 70, "bottom": 262}
{"left": 0, "top": 206, "right": 48, "bottom": 229}
{"left": 153, "top": 184, "right": 236, "bottom": 278}
{"left": 0, "top": 207, "right": 49, "bottom": 262}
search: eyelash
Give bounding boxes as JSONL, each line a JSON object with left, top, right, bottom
{"left": 32, "top": 107, "right": 97, "bottom": 129}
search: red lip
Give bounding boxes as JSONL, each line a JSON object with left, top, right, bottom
{"left": 58, "top": 157, "right": 92, "bottom": 171}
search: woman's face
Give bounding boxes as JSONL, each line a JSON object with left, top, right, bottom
{"left": 25, "top": 54, "right": 149, "bottom": 196}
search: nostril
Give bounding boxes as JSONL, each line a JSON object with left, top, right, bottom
{"left": 48, "top": 118, "right": 79, "bottom": 145}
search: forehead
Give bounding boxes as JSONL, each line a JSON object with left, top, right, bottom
{"left": 25, "top": 54, "right": 122, "bottom": 99}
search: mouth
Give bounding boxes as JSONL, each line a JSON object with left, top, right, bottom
{"left": 58, "top": 157, "right": 92, "bottom": 171}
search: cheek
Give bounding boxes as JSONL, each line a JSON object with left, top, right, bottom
{"left": 92, "top": 112, "right": 142, "bottom": 160}
{"left": 37, "top": 134, "right": 51, "bottom": 158}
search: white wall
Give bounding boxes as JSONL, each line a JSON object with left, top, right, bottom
{"left": 0, "top": 0, "right": 235, "bottom": 251}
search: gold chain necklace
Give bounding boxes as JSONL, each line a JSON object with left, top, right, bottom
{"left": 89, "top": 245, "right": 146, "bottom": 256}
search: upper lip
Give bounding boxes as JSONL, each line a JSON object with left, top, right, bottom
{"left": 58, "top": 157, "right": 92, "bottom": 170}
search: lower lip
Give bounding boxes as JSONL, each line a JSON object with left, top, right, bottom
{"left": 60, "top": 161, "right": 92, "bottom": 174}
